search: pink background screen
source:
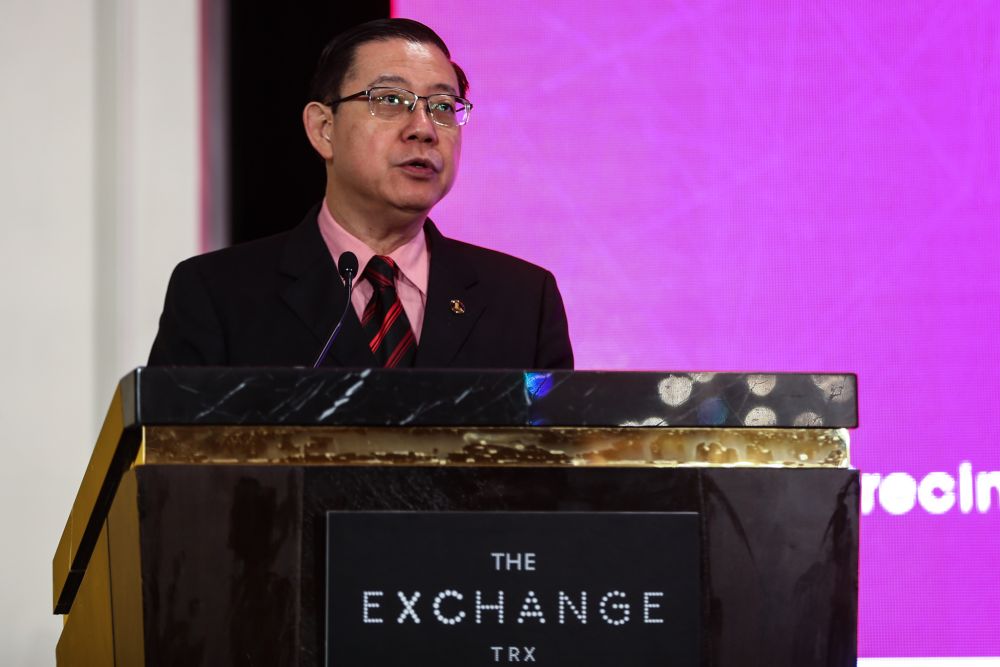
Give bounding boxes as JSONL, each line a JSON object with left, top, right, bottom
{"left": 396, "top": 1, "right": 1000, "bottom": 658}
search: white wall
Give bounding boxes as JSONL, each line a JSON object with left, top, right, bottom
{"left": 0, "top": 0, "right": 200, "bottom": 663}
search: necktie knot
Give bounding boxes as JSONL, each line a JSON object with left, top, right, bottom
{"left": 363, "top": 255, "right": 398, "bottom": 290}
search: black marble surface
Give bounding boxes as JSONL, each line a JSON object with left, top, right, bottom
{"left": 125, "top": 367, "right": 857, "bottom": 429}
{"left": 125, "top": 465, "right": 858, "bottom": 667}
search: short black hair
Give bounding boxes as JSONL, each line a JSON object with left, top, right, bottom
{"left": 308, "top": 18, "right": 470, "bottom": 106}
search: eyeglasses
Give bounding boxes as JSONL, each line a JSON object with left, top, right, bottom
{"left": 327, "top": 86, "right": 473, "bottom": 127}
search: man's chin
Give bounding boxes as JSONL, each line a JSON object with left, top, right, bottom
{"left": 389, "top": 193, "right": 443, "bottom": 216}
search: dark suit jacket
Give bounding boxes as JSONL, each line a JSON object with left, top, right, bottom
{"left": 147, "top": 208, "right": 573, "bottom": 369}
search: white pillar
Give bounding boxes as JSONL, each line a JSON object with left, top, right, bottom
{"left": 0, "top": 1, "right": 200, "bottom": 663}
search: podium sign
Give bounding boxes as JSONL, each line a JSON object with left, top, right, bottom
{"left": 326, "top": 512, "right": 700, "bottom": 666}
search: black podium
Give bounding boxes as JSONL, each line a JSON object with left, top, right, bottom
{"left": 53, "top": 369, "right": 858, "bottom": 666}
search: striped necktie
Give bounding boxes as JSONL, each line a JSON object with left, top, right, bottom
{"left": 360, "top": 255, "right": 417, "bottom": 367}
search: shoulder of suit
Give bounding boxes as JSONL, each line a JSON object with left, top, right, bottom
{"left": 434, "top": 233, "right": 555, "bottom": 282}
{"left": 173, "top": 227, "right": 295, "bottom": 276}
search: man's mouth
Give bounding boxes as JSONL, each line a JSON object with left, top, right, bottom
{"left": 399, "top": 157, "right": 439, "bottom": 175}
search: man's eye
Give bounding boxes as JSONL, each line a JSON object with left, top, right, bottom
{"left": 432, "top": 101, "right": 455, "bottom": 113}
{"left": 379, "top": 94, "right": 404, "bottom": 106}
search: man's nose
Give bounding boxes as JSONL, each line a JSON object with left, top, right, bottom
{"left": 403, "top": 101, "right": 438, "bottom": 143}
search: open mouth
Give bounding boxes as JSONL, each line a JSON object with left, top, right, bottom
{"left": 400, "top": 158, "right": 437, "bottom": 175}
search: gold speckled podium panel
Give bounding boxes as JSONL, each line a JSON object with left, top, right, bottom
{"left": 141, "top": 425, "right": 849, "bottom": 468}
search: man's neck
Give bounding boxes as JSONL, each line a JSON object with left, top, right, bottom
{"left": 323, "top": 194, "right": 426, "bottom": 256}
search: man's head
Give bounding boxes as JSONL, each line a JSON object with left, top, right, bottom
{"left": 303, "top": 19, "right": 471, "bottom": 235}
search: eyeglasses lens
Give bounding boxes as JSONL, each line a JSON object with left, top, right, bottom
{"left": 369, "top": 88, "right": 470, "bottom": 127}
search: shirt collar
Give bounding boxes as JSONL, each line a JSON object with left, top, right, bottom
{"left": 317, "top": 199, "right": 429, "bottom": 294}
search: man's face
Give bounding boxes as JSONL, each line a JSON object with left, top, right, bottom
{"left": 325, "top": 38, "right": 462, "bottom": 222}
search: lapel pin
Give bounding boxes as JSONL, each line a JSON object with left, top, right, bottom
{"left": 449, "top": 299, "right": 466, "bottom": 314}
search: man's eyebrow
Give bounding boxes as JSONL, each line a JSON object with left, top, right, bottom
{"left": 368, "top": 74, "right": 458, "bottom": 95}
{"left": 369, "top": 74, "right": 410, "bottom": 87}
{"left": 429, "top": 82, "right": 459, "bottom": 95}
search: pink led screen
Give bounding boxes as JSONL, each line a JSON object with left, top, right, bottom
{"left": 396, "top": 1, "right": 1000, "bottom": 658}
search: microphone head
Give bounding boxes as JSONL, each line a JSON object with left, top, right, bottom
{"left": 338, "top": 251, "right": 359, "bottom": 281}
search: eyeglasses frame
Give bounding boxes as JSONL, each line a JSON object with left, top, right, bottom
{"left": 326, "top": 86, "right": 473, "bottom": 128}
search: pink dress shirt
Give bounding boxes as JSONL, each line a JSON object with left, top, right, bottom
{"left": 317, "top": 201, "right": 430, "bottom": 343}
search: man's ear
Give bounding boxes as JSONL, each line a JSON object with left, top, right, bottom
{"left": 303, "top": 102, "right": 334, "bottom": 160}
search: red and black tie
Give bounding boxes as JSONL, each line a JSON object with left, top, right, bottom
{"left": 360, "top": 255, "right": 417, "bottom": 367}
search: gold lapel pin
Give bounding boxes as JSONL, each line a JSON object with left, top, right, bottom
{"left": 449, "top": 299, "right": 466, "bottom": 314}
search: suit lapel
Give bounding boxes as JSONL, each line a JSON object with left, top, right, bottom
{"left": 277, "top": 207, "right": 376, "bottom": 367}
{"left": 415, "top": 221, "right": 485, "bottom": 367}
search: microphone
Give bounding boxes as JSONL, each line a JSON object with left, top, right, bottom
{"left": 312, "top": 251, "right": 359, "bottom": 368}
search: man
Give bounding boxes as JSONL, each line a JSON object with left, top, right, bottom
{"left": 148, "top": 18, "right": 573, "bottom": 369}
